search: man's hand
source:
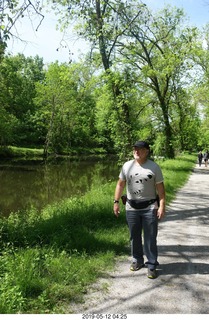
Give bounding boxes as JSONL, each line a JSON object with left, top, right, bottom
{"left": 157, "top": 207, "right": 165, "bottom": 220}
{"left": 113, "top": 203, "right": 120, "bottom": 218}
{"left": 156, "top": 182, "right": 165, "bottom": 220}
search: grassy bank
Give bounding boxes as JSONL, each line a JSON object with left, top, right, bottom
{"left": 0, "top": 153, "right": 196, "bottom": 313}
{"left": 0, "top": 146, "right": 108, "bottom": 161}
{"left": 0, "top": 146, "right": 44, "bottom": 159}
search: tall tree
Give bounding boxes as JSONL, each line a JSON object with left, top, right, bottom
{"left": 116, "top": 5, "right": 199, "bottom": 157}
{"left": 49, "top": 0, "right": 148, "bottom": 157}
{"left": 50, "top": 0, "right": 199, "bottom": 158}
{"left": 34, "top": 61, "right": 97, "bottom": 155}
{"left": 189, "top": 24, "right": 209, "bottom": 149}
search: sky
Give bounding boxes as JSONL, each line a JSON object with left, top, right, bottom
{"left": 6, "top": 0, "right": 209, "bottom": 64}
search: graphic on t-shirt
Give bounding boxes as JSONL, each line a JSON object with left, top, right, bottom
{"left": 128, "top": 173, "right": 153, "bottom": 195}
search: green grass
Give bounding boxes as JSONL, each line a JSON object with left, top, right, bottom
{"left": 159, "top": 153, "right": 196, "bottom": 203}
{"left": 0, "top": 146, "right": 44, "bottom": 158}
{"left": 0, "top": 146, "right": 108, "bottom": 160}
{"left": 0, "top": 153, "right": 196, "bottom": 313}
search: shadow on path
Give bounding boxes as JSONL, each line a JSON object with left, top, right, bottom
{"left": 158, "top": 262, "right": 209, "bottom": 275}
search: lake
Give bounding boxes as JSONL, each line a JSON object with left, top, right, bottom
{"left": 0, "top": 159, "right": 120, "bottom": 216}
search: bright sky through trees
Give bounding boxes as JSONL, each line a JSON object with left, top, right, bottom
{"left": 6, "top": 0, "right": 209, "bottom": 63}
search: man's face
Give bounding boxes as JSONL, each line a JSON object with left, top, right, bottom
{"left": 133, "top": 147, "right": 149, "bottom": 161}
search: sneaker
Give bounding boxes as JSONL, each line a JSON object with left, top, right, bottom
{"left": 130, "top": 262, "right": 144, "bottom": 271}
{"left": 147, "top": 268, "right": 157, "bottom": 279}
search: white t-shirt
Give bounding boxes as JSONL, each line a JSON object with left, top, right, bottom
{"left": 119, "top": 159, "right": 164, "bottom": 210}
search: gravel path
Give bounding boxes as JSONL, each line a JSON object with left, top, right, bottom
{"left": 71, "top": 164, "right": 209, "bottom": 314}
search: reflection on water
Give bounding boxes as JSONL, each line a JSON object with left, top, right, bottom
{"left": 0, "top": 160, "right": 120, "bottom": 216}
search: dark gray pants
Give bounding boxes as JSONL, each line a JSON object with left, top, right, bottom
{"left": 126, "top": 208, "right": 159, "bottom": 270}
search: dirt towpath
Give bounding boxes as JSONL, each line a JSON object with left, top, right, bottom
{"left": 71, "top": 164, "right": 209, "bottom": 314}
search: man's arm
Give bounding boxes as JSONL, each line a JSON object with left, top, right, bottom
{"left": 156, "top": 182, "right": 165, "bottom": 220}
{"left": 113, "top": 178, "right": 126, "bottom": 218}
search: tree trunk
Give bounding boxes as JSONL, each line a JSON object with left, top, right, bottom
{"left": 161, "top": 102, "right": 175, "bottom": 158}
{"left": 95, "top": 1, "right": 133, "bottom": 157}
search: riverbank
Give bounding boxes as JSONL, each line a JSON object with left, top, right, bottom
{"left": 0, "top": 146, "right": 109, "bottom": 162}
{"left": 0, "top": 153, "right": 196, "bottom": 313}
{"left": 0, "top": 146, "right": 44, "bottom": 159}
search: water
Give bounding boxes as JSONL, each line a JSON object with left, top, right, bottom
{"left": 0, "top": 159, "right": 120, "bottom": 216}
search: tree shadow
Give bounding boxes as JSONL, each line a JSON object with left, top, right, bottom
{"left": 158, "top": 244, "right": 209, "bottom": 275}
{"left": 193, "top": 167, "right": 209, "bottom": 175}
{"left": 162, "top": 199, "right": 209, "bottom": 223}
{"left": 158, "top": 262, "right": 209, "bottom": 275}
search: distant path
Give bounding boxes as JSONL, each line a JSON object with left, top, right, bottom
{"left": 70, "top": 164, "right": 209, "bottom": 314}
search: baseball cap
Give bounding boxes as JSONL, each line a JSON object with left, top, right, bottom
{"left": 133, "top": 141, "right": 150, "bottom": 149}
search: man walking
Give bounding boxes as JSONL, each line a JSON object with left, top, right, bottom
{"left": 113, "top": 141, "right": 165, "bottom": 279}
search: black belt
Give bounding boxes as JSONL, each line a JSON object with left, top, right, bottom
{"left": 127, "top": 198, "right": 157, "bottom": 209}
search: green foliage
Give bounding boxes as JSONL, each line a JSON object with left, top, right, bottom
{"left": 33, "top": 61, "right": 98, "bottom": 154}
{"left": 52, "top": 0, "right": 201, "bottom": 157}
{"left": 1, "top": 1, "right": 209, "bottom": 157}
{"left": 0, "top": 107, "right": 19, "bottom": 146}
{"left": 0, "top": 54, "right": 45, "bottom": 146}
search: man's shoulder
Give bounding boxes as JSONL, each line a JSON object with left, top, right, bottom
{"left": 123, "top": 159, "right": 135, "bottom": 168}
{"left": 146, "top": 159, "right": 161, "bottom": 169}
{"left": 124, "top": 159, "right": 135, "bottom": 165}
{"left": 146, "top": 158, "right": 157, "bottom": 165}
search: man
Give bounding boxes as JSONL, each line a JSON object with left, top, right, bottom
{"left": 203, "top": 150, "right": 209, "bottom": 167}
{"left": 198, "top": 151, "right": 203, "bottom": 167}
{"left": 113, "top": 141, "right": 165, "bottom": 279}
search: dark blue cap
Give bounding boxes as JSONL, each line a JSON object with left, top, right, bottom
{"left": 133, "top": 141, "right": 150, "bottom": 149}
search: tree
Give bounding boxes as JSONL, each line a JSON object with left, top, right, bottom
{"left": 0, "top": 106, "right": 18, "bottom": 147}
{"left": 34, "top": 61, "right": 97, "bottom": 155}
{"left": 189, "top": 24, "right": 209, "bottom": 150}
{"left": 49, "top": 0, "right": 148, "bottom": 157}
{"left": 171, "top": 87, "right": 199, "bottom": 152}
{"left": 0, "top": 1, "right": 44, "bottom": 61}
{"left": 50, "top": 0, "right": 200, "bottom": 158}
{"left": 0, "top": 54, "right": 45, "bottom": 146}
{"left": 116, "top": 5, "right": 199, "bottom": 157}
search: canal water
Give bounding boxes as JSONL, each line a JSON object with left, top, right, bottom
{"left": 0, "top": 159, "right": 120, "bottom": 216}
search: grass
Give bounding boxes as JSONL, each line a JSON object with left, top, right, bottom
{"left": 0, "top": 146, "right": 44, "bottom": 159}
{"left": 159, "top": 153, "right": 196, "bottom": 203}
{"left": 0, "top": 146, "right": 108, "bottom": 161}
{"left": 0, "top": 152, "right": 196, "bottom": 313}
